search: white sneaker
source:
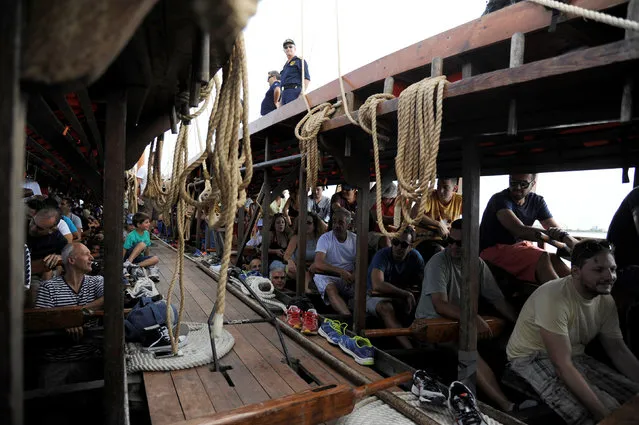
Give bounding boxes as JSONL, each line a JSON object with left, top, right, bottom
{"left": 147, "top": 265, "right": 160, "bottom": 282}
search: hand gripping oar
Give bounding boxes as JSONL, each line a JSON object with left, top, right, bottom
{"left": 178, "top": 371, "right": 413, "bottom": 425}
{"left": 362, "top": 317, "right": 505, "bottom": 343}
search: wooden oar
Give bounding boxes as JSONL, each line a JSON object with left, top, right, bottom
{"left": 178, "top": 371, "right": 413, "bottom": 425}
{"left": 535, "top": 230, "right": 569, "bottom": 251}
{"left": 362, "top": 316, "right": 505, "bottom": 343}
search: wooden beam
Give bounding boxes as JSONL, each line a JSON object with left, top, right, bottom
{"left": 0, "top": 1, "right": 24, "bottom": 423}
{"left": 296, "top": 165, "right": 308, "bottom": 296}
{"left": 261, "top": 171, "right": 272, "bottom": 277}
{"left": 459, "top": 139, "right": 480, "bottom": 391}
{"left": 104, "top": 88, "right": 127, "bottom": 425}
{"left": 323, "top": 38, "right": 639, "bottom": 133}
{"left": 507, "top": 32, "right": 525, "bottom": 136}
{"left": 77, "top": 88, "right": 104, "bottom": 163}
{"left": 620, "top": 0, "right": 638, "bottom": 122}
{"left": 48, "top": 90, "right": 95, "bottom": 166}
{"left": 431, "top": 57, "right": 443, "bottom": 77}
{"left": 353, "top": 150, "right": 371, "bottom": 335}
{"left": 26, "top": 136, "right": 72, "bottom": 174}
{"left": 247, "top": 0, "right": 627, "bottom": 137}
{"left": 25, "top": 152, "right": 66, "bottom": 181}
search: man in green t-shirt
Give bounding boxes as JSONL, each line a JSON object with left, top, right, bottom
{"left": 123, "top": 212, "right": 159, "bottom": 281}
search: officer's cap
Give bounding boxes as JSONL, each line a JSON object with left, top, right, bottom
{"left": 283, "top": 39, "right": 295, "bottom": 48}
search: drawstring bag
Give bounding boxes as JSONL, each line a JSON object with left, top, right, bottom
{"left": 125, "top": 297, "right": 177, "bottom": 342}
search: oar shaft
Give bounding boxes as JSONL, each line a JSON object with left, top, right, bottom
{"left": 353, "top": 371, "right": 413, "bottom": 399}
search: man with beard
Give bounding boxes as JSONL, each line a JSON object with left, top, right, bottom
{"left": 415, "top": 219, "right": 527, "bottom": 413}
{"left": 312, "top": 209, "right": 357, "bottom": 315}
{"left": 480, "top": 173, "right": 577, "bottom": 283}
{"left": 367, "top": 227, "right": 424, "bottom": 349}
{"left": 507, "top": 240, "right": 639, "bottom": 424}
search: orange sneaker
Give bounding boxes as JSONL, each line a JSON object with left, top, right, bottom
{"left": 301, "top": 309, "right": 319, "bottom": 335}
{"left": 286, "top": 305, "right": 302, "bottom": 330}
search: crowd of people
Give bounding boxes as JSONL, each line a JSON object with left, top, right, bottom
{"left": 238, "top": 174, "right": 639, "bottom": 422}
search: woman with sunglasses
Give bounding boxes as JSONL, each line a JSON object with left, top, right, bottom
{"left": 479, "top": 173, "right": 578, "bottom": 284}
{"left": 283, "top": 213, "right": 324, "bottom": 291}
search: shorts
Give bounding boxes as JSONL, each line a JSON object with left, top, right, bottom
{"left": 480, "top": 241, "right": 545, "bottom": 282}
{"left": 366, "top": 296, "right": 392, "bottom": 317}
{"left": 124, "top": 247, "right": 152, "bottom": 264}
{"left": 313, "top": 274, "right": 354, "bottom": 305}
{"left": 509, "top": 352, "right": 639, "bottom": 425}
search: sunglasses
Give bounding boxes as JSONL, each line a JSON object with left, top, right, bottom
{"left": 446, "top": 237, "right": 462, "bottom": 247}
{"left": 509, "top": 180, "right": 532, "bottom": 189}
{"left": 391, "top": 238, "right": 410, "bottom": 249}
{"left": 284, "top": 45, "right": 294, "bottom": 49}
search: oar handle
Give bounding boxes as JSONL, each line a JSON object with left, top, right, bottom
{"left": 353, "top": 371, "right": 413, "bottom": 399}
{"left": 362, "top": 328, "right": 414, "bottom": 338}
{"left": 535, "top": 231, "right": 567, "bottom": 251}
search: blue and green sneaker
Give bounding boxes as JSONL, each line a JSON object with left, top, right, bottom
{"left": 339, "top": 335, "right": 375, "bottom": 366}
{"left": 318, "top": 318, "right": 348, "bottom": 345}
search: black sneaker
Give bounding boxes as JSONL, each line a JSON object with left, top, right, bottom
{"left": 448, "top": 381, "right": 488, "bottom": 425}
{"left": 141, "top": 324, "right": 188, "bottom": 353}
{"left": 411, "top": 370, "right": 446, "bottom": 405}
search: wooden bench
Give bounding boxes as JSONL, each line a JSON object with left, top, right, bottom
{"left": 24, "top": 307, "right": 131, "bottom": 332}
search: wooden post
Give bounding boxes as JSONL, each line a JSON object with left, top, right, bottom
{"left": 104, "top": 89, "right": 127, "bottom": 425}
{"left": 353, "top": 169, "right": 371, "bottom": 334}
{"left": 462, "top": 62, "right": 473, "bottom": 79}
{"left": 383, "top": 77, "right": 394, "bottom": 95}
{"left": 459, "top": 139, "right": 480, "bottom": 391}
{"left": 508, "top": 32, "right": 525, "bottom": 136}
{"left": 195, "top": 207, "right": 202, "bottom": 250}
{"left": 261, "top": 171, "right": 272, "bottom": 277}
{"left": 190, "top": 29, "right": 210, "bottom": 107}
{"left": 296, "top": 166, "right": 308, "bottom": 296}
{"left": 237, "top": 206, "right": 245, "bottom": 254}
{"left": 0, "top": 1, "right": 25, "bottom": 422}
{"left": 621, "top": 0, "right": 638, "bottom": 122}
{"left": 431, "top": 57, "right": 443, "bottom": 77}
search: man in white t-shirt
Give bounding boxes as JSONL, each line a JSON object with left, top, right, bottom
{"left": 507, "top": 239, "right": 639, "bottom": 425}
{"left": 312, "top": 209, "right": 357, "bottom": 315}
{"left": 136, "top": 165, "right": 148, "bottom": 196}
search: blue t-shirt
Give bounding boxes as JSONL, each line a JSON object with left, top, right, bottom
{"left": 61, "top": 215, "right": 78, "bottom": 233}
{"left": 479, "top": 188, "right": 552, "bottom": 251}
{"left": 366, "top": 247, "right": 425, "bottom": 292}
{"left": 260, "top": 81, "right": 281, "bottom": 116}
{"left": 280, "top": 56, "right": 311, "bottom": 86}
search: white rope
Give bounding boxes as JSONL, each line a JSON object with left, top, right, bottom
{"left": 336, "top": 391, "right": 504, "bottom": 425}
{"left": 527, "top": 0, "right": 639, "bottom": 31}
{"left": 125, "top": 322, "right": 234, "bottom": 372}
{"left": 208, "top": 265, "right": 287, "bottom": 313}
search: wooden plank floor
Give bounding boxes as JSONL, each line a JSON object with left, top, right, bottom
{"left": 143, "top": 243, "right": 388, "bottom": 425}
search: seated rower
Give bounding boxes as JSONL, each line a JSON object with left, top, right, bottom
{"left": 312, "top": 209, "right": 357, "bottom": 316}
{"left": 367, "top": 227, "right": 424, "bottom": 349}
{"left": 415, "top": 219, "right": 529, "bottom": 413}
{"left": 247, "top": 258, "right": 261, "bottom": 273}
{"left": 479, "top": 173, "right": 577, "bottom": 284}
{"left": 283, "top": 213, "right": 324, "bottom": 292}
{"left": 507, "top": 239, "right": 639, "bottom": 424}
{"left": 123, "top": 212, "right": 160, "bottom": 281}
{"left": 269, "top": 260, "right": 287, "bottom": 290}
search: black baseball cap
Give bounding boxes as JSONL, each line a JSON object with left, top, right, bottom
{"left": 283, "top": 39, "right": 295, "bottom": 47}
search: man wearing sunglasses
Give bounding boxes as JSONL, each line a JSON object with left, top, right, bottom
{"left": 367, "top": 227, "right": 424, "bottom": 349}
{"left": 416, "top": 219, "right": 525, "bottom": 412}
{"left": 279, "top": 39, "right": 311, "bottom": 106}
{"left": 260, "top": 70, "right": 281, "bottom": 115}
{"left": 480, "top": 173, "right": 577, "bottom": 284}
{"left": 507, "top": 240, "right": 639, "bottom": 424}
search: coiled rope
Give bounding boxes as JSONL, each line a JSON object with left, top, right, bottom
{"left": 294, "top": 102, "right": 338, "bottom": 192}
{"left": 208, "top": 268, "right": 287, "bottom": 313}
{"left": 527, "top": 0, "right": 639, "bottom": 31}
{"left": 125, "top": 170, "right": 138, "bottom": 214}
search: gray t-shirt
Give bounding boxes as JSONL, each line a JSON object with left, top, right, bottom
{"left": 415, "top": 251, "right": 504, "bottom": 319}
{"left": 308, "top": 196, "right": 331, "bottom": 223}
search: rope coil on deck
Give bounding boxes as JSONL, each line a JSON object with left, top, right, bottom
{"left": 527, "top": 0, "right": 639, "bottom": 31}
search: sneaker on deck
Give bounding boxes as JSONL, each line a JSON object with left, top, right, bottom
{"left": 141, "top": 324, "right": 188, "bottom": 353}
{"left": 147, "top": 265, "right": 160, "bottom": 282}
{"left": 318, "top": 318, "right": 348, "bottom": 345}
{"left": 411, "top": 370, "right": 446, "bottom": 405}
{"left": 338, "top": 335, "right": 375, "bottom": 366}
{"left": 301, "top": 309, "right": 319, "bottom": 335}
{"left": 286, "top": 305, "right": 303, "bottom": 330}
{"left": 448, "top": 381, "right": 488, "bottom": 425}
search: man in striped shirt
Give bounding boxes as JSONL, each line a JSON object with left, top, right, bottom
{"left": 36, "top": 243, "right": 104, "bottom": 341}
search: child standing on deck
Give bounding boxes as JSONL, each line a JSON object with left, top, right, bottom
{"left": 123, "top": 212, "right": 160, "bottom": 282}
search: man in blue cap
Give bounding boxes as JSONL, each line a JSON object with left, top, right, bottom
{"left": 260, "top": 70, "right": 281, "bottom": 116}
{"left": 280, "top": 39, "right": 311, "bottom": 106}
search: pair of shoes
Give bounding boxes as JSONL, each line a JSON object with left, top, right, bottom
{"left": 147, "top": 265, "right": 160, "bottom": 282}
{"left": 411, "top": 370, "right": 446, "bottom": 405}
{"left": 141, "top": 324, "right": 188, "bottom": 353}
{"left": 338, "top": 335, "right": 375, "bottom": 366}
{"left": 318, "top": 318, "right": 348, "bottom": 345}
{"left": 448, "top": 381, "right": 488, "bottom": 425}
{"left": 285, "top": 305, "right": 319, "bottom": 335}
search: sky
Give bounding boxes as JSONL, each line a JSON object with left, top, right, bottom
{"left": 149, "top": 0, "right": 635, "bottom": 232}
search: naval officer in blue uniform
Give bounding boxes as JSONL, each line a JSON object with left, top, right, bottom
{"left": 280, "top": 39, "right": 311, "bottom": 106}
{"left": 260, "top": 70, "right": 281, "bottom": 115}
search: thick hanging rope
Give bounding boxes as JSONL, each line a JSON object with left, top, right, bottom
{"left": 294, "top": 102, "right": 338, "bottom": 191}
{"left": 527, "top": 0, "right": 639, "bottom": 31}
{"left": 126, "top": 170, "right": 138, "bottom": 214}
{"left": 208, "top": 33, "right": 253, "bottom": 339}
{"left": 395, "top": 75, "right": 447, "bottom": 227}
